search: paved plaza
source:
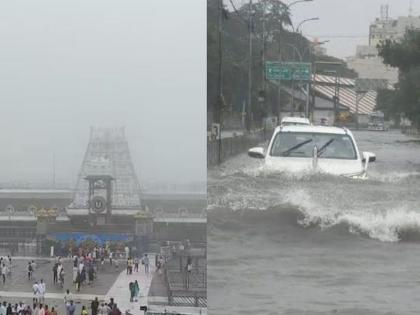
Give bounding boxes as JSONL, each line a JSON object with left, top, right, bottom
{"left": 0, "top": 258, "right": 123, "bottom": 294}
{"left": 0, "top": 257, "right": 156, "bottom": 315}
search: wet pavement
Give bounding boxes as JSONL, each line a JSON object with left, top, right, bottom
{"left": 0, "top": 258, "right": 124, "bottom": 294}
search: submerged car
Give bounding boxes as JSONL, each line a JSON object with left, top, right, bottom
{"left": 280, "top": 116, "right": 311, "bottom": 126}
{"left": 248, "top": 125, "right": 376, "bottom": 178}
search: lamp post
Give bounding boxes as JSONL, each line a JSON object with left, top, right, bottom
{"left": 288, "top": 0, "right": 315, "bottom": 32}
{"left": 296, "top": 17, "right": 319, "bottom": 33}
{"left": 323, "top": 69, "right": 340, "bottom": 125}
{"left": 276, "top": 0, "right": 314, "bottom": 121}
{"left": 246, "top": 0, "right": 253, "bottom": 132}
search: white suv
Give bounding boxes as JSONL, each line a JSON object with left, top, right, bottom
{"left": 248, "top": 125, "right": 376, "bottom": 178}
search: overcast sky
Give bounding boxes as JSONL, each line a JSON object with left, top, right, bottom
{"left": 0, "top": 0, "right": 206, "bottom": 190}
{"left": 236, "top": 0, "right": 420, "bottom": 58}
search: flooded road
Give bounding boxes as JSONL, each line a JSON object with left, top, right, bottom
{"left": 208, "top": 130, "right": 420, "bottom": 315}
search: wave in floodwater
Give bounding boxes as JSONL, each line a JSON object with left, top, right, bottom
{"left": 208, "top": 169, "right": 420, "bottom": 243}
{"left": 215, "top": 162, "right": 420, "bottom": 184}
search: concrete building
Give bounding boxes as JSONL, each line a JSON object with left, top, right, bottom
{"left": 369, "top": 8, "right": 420, "bottom": 46}
{"left": 346, "top": 5, "right": 420, "bottom": 85}
{"left": 347, "top": 46, "right": 398, "bottom": 85}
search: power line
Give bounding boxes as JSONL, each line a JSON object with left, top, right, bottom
{"left": 306, "top": 34, "right": 369, "bottom": 38}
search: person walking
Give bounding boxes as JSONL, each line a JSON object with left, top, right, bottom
{"left": 80, "top": 306, "right": 88, "bottom": 315}
{"left": 142, "top": 254, "right": 149, "bottom": 274}
{"left": 129, "top": 282, "right": 135, "bottom": 302}
{"left": 72, "top": 264, "right": 78, "bottom": 283}
{"left": 0, "top": 302, "right": 6, "bottom": 315}
{"left": 32, "top": 304, "right": 39, "bottom": 315}
{"left": 91, "top": 297, "right": 99, "bottom": 315}
{"left": 185, "top": 257, "right": 192, "bottom": 289}
{"left": 27, "top": 263, "right": 33, "bottom": 281}
{"left": 134, "top": 258, "right": 139, "bottom": 272}
{"left": 97, "top": 304, "right": 106, "bottom": 315}
{"left": 32, "top": 282, "right": 40, "bottom": 304}
{"left": 7, "top": 256, "right": 11, "bottom": 274}
{"left": 1, "top": 264, "right": 7, "bottom": 284}
{"left": 38, "top": 280, "right": 46, "bottom": 304}
{"left": 134, "top": 280, "right": 140, "bottom": 301}
{"left": 50, "top": 308, "right": 57, "bottom": 315}
{"left": 64, "top": 289, "right": 72, "bottom": 306}
{"left": 58, "top": 266, "right": 65, "bottom": 288}
{"left": 52, "top": 264, "right": 58, "bottom": 284}
{"left": 65, "top": 301, "right": 75, "bottom": 315}
{"left": 88, "top": 265, "right": 94, "bottom": 285}
{"left": 75, "top": 272, "right": 81, "bottom": 292}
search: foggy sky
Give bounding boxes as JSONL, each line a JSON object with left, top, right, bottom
{"left": 0, "top": 0, "right": 206, "bottom": 190}
{"left": 237, "top": 0, "right": 420, "bottom": 58}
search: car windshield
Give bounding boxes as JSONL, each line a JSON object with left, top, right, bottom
{"left": 270, "top": 132, "right": 357, "bottom": 159}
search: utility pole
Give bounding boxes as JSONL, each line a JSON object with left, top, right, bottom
{"left": 216, "top": 0, "right": 224, "bottom": 163}
{"left": 261, "top": 0, "right": 267, "bottom": 121}
{"left": 246, "top": 0, "right": 253, "bottom": 132}
{"left": 52, "top": 152, "right": 56, "bottom": 189}
{"left": 277, "top": 34, "right": 282, "bottom": 125}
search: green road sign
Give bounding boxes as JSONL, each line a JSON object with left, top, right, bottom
{"left": 266, "top": 62, "right": 312, "bottom": 81}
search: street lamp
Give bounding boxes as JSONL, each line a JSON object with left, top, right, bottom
{"left": 286, "top": 0, "right": 315, "bottom": 32}
{"left": 287, "top": 0, "right": 314, "bottom": 9}
{"left": 296, "top": 17, "right": 319, "bottom": 33}
{"left": 277, "top": 0, "right": 314, "bottom": 121}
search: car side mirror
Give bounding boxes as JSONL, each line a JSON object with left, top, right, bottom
{"left": 362, "top": 152, "right": 376, "bottom": 163}
{"left": 248, "top": 147, "right": 265, "bottom": 159}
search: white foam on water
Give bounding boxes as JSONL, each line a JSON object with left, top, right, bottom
{"left": 368, "top": 171, "right": 420, "bottom": 183}
{"left": 283, "top": 188, "right": 420, "bottom": 242}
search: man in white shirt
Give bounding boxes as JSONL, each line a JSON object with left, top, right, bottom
{"left": 32, "top": 281, "right": 40, "bottom": 304}
{"left": 78, "top": 262, "right": 84, "bottom": 274}
{"left": 57, "top": 263, "right": 63, "bottom": 278}
{"left": 64, "top": 289, "right": 72, "bottom": 306}
{"left": 1, "top": 264, "right": 7, "bottom": 284}
{"left": 0, "top": 301, "right": 7, "bottom": 315}
{"left": 16, "top": 302, "right": 25, "bottom": 315}
{"left": 39, "top": 279, "right": 46, "bottom": 303}
{"left": 97, "top": 303, "right": 108, "bottom": 315}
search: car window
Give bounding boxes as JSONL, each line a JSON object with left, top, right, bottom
{"left": 270, "top": 132, "right": 357, "bottom": 159}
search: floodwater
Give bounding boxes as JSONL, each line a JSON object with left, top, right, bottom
{"left": 208, "top": 130, "right": 420, "bottom": 315}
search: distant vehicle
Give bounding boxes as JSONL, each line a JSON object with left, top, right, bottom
{"left": 248, "top": 125, "right": 376, "bottom": 178}
{"left": 368, "top": 111, "right": 387, "bottom": 131}
{"left": 280, "top": 116, "right": 311, "bottom": 127}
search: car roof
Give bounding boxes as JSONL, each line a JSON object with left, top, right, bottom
{"left": 275, "top": 125, "right": 350, "bottom": 135}
{"left": 281, "top": 117, "right": 310, "bottom": 124}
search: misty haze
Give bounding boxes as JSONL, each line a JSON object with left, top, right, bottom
{"left": 0, "top": 0, "right": 206, "bottom": 192}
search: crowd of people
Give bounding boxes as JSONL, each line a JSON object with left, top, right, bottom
{"left": 71, "top": 255, "right": 97, "bottom": 292}
{"left": 0, "top": 297, "right": 124, "bottom": 315}
{"left": 0, "top": 247, "right": 170, "bottom": 315}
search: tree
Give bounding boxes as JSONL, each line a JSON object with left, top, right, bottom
{"left": 378, "top": 29, "right": 420, "bottom": 127}
{"left": 376, "top": 88, "right": 398, "bottom": 122}
{"left": 207, "top": 0, "right": 356, "bottom": 128}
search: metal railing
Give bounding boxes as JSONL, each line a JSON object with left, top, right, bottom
{"left": 207, "top": 128, "right": 273, "bottom": 166}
